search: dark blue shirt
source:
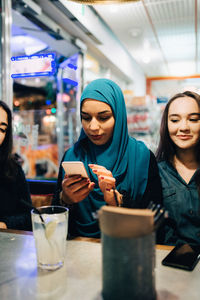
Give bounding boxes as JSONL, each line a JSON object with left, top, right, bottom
{"left": 158, "top": 160, "right": 200, "bottom": 246}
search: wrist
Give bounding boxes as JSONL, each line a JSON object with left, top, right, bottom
{"left": 60, "top": 191, "right": 73, "bottom": 206}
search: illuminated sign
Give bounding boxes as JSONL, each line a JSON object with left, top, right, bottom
{"left": 11, "top": 53, "right": 56, "bottom": 78}
{"left": 59, "top": 53, "right": 78, "bottom": 86}
{"left": 157, "top": 97, "right": 168, "bottom": 104}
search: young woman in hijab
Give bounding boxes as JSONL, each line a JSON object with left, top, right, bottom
{"left": 53, "top": 79, "right": 162, "bottom": 238}
{"left": 0, "top": 101, "right": 32, "bottom": 230}
{"left": 156, "top": 91, "right": 200, "bottom": 246}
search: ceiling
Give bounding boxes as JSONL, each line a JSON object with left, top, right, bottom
{"left": 93, "top": 0, "right": 200, "bottom": 78}
{"left": 12, "top": 0, "right": 200, "bottom": 82}
{"left": 11, "top": 9, "right": 78, "bottom": 58}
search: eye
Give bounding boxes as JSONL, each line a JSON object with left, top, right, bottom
{"left": 81, "top": 114, "right": 91, "bottom": 121}
{"left": 189, "top": 118, "right": 199, "bottom": 122}
{"left": 0, "top": 128, "right": 6, "bottom": 133}
{"left": 82, "top": 116, "right": 90, "bottom": 121}
{"left": 170, "top": 119, "right": 179, "bottom": 123}
{"left": 99, "top": 116, "right": 111, "bottom": 121}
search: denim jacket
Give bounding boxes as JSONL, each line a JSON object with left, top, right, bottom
{"left": 158, "top": 160, "right": 200, "bottom": 246}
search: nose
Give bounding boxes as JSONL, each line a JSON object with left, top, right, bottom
{"left": 89, "top": 118, "right": 100, "bottom": 131}
{"left": 179, "top": 119, "right": 190, "bottom": 131}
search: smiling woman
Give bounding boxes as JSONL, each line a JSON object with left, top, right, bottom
{"left": 156, "top": 91, "right": 200, "bottom": 246}
{"left": 168, "top": 97, "right": 200, "bottom": 153}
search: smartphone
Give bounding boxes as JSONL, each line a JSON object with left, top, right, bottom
{"left": 62, "top": 161, "right": 89, "bottom": 178}
{"left": 162, "top": 243, "right": 200, "bottom": 271}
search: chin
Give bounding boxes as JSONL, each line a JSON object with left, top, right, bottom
{"left": 88, "top": 136, "right": 110, "bottom": 146}
{"left": 176, "top": 144, "right": 196, "bottom": 150}
{"left": 92, "top": 141, "right": 105, "bottom": 146}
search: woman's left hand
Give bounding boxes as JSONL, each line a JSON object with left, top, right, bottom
{"left": 89, "top": 164, "right": 119, "bottom": 206}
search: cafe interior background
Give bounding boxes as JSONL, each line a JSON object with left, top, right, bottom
{"left": 1, "top": 0, "right": 200, "bottom": 181}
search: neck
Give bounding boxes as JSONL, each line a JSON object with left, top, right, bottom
{"left": 173, "top": 148, "right": 198, "bottom": 168}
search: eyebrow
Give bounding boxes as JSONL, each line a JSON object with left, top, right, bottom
{"left": 169, "top": 113, "right": 200, "bottom": 117}
{"left": 0, "top": 122, "right": 8, "bottom": 127}
{"left": 81, "top": 110, "right": 112, "bottom": 115}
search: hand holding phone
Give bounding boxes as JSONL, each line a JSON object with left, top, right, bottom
{"left": 61, "top": 161, "right": 95, "bottom": 204}
{"left": 62, "top": 161, "right": 89, "bottom": 178}
{"left": 162, "top": 243, "right": 200, "bottom": 271}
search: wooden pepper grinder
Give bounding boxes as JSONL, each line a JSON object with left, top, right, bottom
{"left": 99, "top": 206, "right": 156, "bottom": 300}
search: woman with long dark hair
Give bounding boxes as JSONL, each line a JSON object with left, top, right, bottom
{"left": 0, "top": 101, "right": 32, "bottom": 230}
{"left": 156, "top": 91, "right": 200, "bottom": 246}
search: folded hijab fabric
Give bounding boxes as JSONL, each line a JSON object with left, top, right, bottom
{"left": 63, "top": 78, "right": 150, "bottom": 237}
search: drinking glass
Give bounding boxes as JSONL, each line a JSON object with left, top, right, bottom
{"left": 31, "top": 206, "right": 68, "bottom": 270}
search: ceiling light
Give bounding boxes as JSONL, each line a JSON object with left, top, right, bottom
{"left": 68, "top": 0, "right": 140, "bottom": 4}
{"left": 142, "top": 56, "right": 150, "bottom": 64}
{"left": 130, "top": 28, "right": 142, "bottom": 38}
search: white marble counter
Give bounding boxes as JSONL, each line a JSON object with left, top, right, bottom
{"left": 0, "top": 231, "right": 199, "bottom": 300}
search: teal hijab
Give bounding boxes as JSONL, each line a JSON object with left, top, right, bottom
{"left": 63, "top": 79, "right": 150, "bottom": 237}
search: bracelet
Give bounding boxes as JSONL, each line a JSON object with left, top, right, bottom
{"left": 59, "top": 191, "right": 66, "bottom": 206}
{"left": 59, "top": 190, "right": 74, "bottom": 208}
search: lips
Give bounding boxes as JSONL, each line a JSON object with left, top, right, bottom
{"left": 90, "top": 135, "right": 103, "bottom": 140}
{"left": 177, "top": 135, "right": 192, "bottom": 140}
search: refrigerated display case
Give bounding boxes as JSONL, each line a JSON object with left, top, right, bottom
{"left": 124, "top": 92, "right": 163, "bottom": 153}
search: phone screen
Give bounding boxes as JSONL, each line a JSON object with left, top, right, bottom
{"left": 162, "top": 244, "right": 200, "bottom": 271}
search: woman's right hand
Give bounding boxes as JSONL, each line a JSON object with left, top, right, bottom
{"left": 61, "top": 175, "right": 95, "bottom": 204}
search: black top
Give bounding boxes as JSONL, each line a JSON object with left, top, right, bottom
{"left": 0, "top": 162, "right": 32, "bottom": 231}
{"left": 53, "top": 151, "right": 163, "bottom": 238}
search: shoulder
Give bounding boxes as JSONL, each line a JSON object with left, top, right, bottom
{"left": 158, "top": 160, "right": 167, "bottom": 168}
{"left": 129, "top": 137, "right": 150, "bottom": 161}
{"left": 15, "top": 163, "right": 27, "bottom": 181}
{"left": 62, "top": 148, "right": 71, "bottom": 161}
{"left": 63, "top": 142, "right": 82, "bottom": 162}
{"left": 9, "top": 158, "right": 24, "bottom": 179}
{"left": 157, "top": 160, "right": 177, "bottom": 190}
{"left": 158, "top": 160, "right": 170, "bottom": 174}
{"left": 62, "top": 147, "right": 76, "bottom": 161}
{"left": 130, "top": 137, "right": 149, "bottom": 152}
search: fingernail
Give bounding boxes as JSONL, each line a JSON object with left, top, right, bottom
{"left": 101, "top": 176, "right": 104, "bottom": 179}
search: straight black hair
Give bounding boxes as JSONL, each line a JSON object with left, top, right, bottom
{"left": 0, "top": 101, "right": 17, "bottom": 179}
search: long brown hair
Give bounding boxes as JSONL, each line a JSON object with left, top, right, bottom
{"left": 156, "top": 91, "right": 200, "bottom": 196}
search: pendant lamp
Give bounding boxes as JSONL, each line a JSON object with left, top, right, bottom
{"left": 68, "top": 0, "right": 140, "bottom": 4}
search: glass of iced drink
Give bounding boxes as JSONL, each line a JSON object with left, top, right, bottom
{"left": 31, "top": 206, "right": 69, "bottom": 270}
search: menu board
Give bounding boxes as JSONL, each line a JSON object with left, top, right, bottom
{"left": 11, "top": 53, "right": 56, "bottom": 78}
